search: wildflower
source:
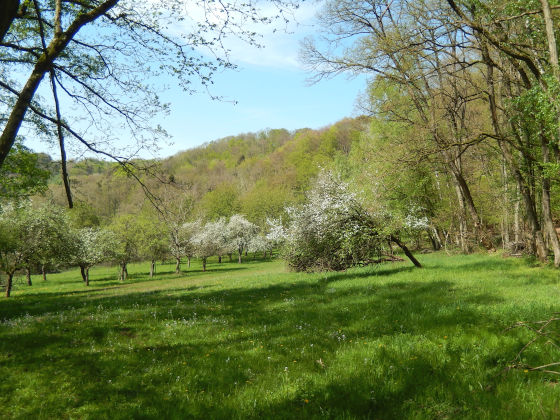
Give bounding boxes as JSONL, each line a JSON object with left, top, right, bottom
{"left": 304, "top": 399, "right": 309, "bottom": 404}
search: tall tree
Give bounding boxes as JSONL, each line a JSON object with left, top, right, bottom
{"left": 446, "top": 0, "right": 560, "bottom": 262}
{"left": 0, "top": 203, "right": 27, "bottom": 297}
{"left": 0, "top": 0, "right": 299, "bottom": 206}
{"left": 227, "top": 214, "right": 258, "bottom": 263}
{"left": 302, "top": 0, "right": 495, "bottom": 251}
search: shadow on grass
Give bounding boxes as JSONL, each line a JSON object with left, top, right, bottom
{"left": 0, "top": 258, "right": 552, "bottom": 419}
{"left": 428, "top": 256, "right": 521, "bottom": 272}
{"left": 321, "top": 264, "right": 416, "bottom": 283}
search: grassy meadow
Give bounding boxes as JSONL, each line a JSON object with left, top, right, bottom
{"left": 1, "top": 253, "right": 560, "bottom": 419}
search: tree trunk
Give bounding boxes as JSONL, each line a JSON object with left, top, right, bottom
{"left": 50, "top": 69, "right": 73, "bottom": 208}
{"left": 453, "top": 167, "right": 494, "bottom": 250}
{"left": 453, "top": 181, "right": 470, "bottom": 253}
{"left": 150, "top": 259, "right": 155, "bottom": 278}
{"left": 85, "top": 267, "right": 89, "bottom": 286}
{"left": 0, "top": 0, "right": 19, "bottom": 43}
{"left": 390, "top": 236, "right": 422, "bottom": 268}
{"left": 202, "top": 257, "right": 207, "bottom": 272}
{"left": 120, "top": 263, "right": 128, "bottom": 281}
{"left": 501, "top": 160, "right": 510, "bottom": 248}
{"left": 26, "top": 266, "right": 32, "bottom": 286}
{"left": 175, "top": 257, "right": 181, "bottom": 274}
{"left": 238, "top": 249, "right": 242, "bottom": 263}
{"left": 541, "top": 137, "right": 560, "bottom": 265}
{"left": 539, "top": 0, "right": 560, "bottom": 152}
{"left": 540, "top": 0, "right": 560, "bottom": 90}
{"left": 5, "top": 272, "right": 14, "bottom": 297}
{"left": 427, "top": 229, "right": 440, "bottom": 251}
{"left": 514, "top": 184, "right": 521, "bottom": 243}
{"left": 0, "top": 47, "right": 58, "bottom": 167}
{"left": 80, "top": 265, "right": 87, "bottom": 283}
{"left": 480, "top": 40, "right": 547, "bottom": 260}
{"left": 0, "top": 0, "right": 121, "bottom": 167}
{"left": 426, "top": 230, "right": 437, "bottom": 251}
{"left": 187, "top": 256, "right": 191, "bottom": 268}
{"left": 218, "top": 255, "right": 222, "bottom": 263}
{"left": 500, "top": 141, "right": 547, "bottom": 260}
{"left": 228, "top": 253, "right": 232, "bottom": 262}
{"left": 41, "top": 264, "right": 47, "bottom": 281}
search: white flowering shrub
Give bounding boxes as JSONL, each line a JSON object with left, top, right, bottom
{"left": 207, "top": 218, "right": 230, "bottom": 259}
{"left": 191, "top": 220, "right": 225, "bottom": 271}
{"left": 265, "top": 217, "right": 287, "bottom": 246}
{"left": 169, "top": 220, "right": 199, "bottom": 273}
{"left": 248, "top": 234, "right": 269, "bottom": 255}
{"left": 283, "top": 170, "right": 386, "bottom": 271}
{"left": 404, "top": 205, "right": 430, "bottom": 231}
{"left": 71, "top": 227, "right": 118, "bottom": 285}
{"left": 226, "top": 214, "right": 258, "bottom": 263}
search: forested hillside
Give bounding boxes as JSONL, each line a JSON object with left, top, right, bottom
{"left": 44, "top": 118, "right": 368, "bottom": 229}
{"left": 37, "top": 108, "right": 555, "bottom": 258}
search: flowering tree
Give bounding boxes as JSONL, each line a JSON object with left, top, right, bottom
{"left": 227, "top": 214, "right": 258, "bottom": 263}
{"left": 71, "top": 227, "right": 118, "bottom": 286}
{"left": 403, "top": 206, "right": 431, "bottom": 250}
{"left": 21, "top": 204, "right": 73, "bottom": 283}
{"left": 208, "top": 217, "right": 229, "bottom": 263}
{"left": 248, "top": 234, "right": 270, "bottom": 258}
{"left": 169, "top": 221, "right": 190, "bottom": 274}
{"left": 191, "top": 220, "right": 224, "bottom": 271}
{"left": 265, "top": 217, "right": 287, "bottom": 255}
{"left": 0, "top": 203, "right": 26, "bottom": 297}
{"left": 283, "top": 170, "right": 421, "bottom": 271}
{"left": 169, "top": 220, "right": 198, "bottom": 273}
{"left": 0, "top": 203, "right": 73, "bottom": 295}
{"left": 136, "top": 213, "right": 169, "bottom": 278}
{"left": 109, "top": 214, "right": 143, "bottom": 281}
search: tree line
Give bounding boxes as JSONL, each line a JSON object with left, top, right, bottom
{"left": 1, "top": 167, "right": 427, "bottom": 297}
{"left": 302, "top": 0, "right": 560, "bottom": 263}
{"left": 0, "top": 201, "right": 283, "bottom": 297}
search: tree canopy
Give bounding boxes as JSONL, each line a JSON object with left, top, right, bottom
{"left": 0, "top": 0, "right": 299, "bottom": 206}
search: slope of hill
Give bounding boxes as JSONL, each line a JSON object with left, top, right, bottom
{"left": 44, "top": 117, "right": 370, "bottom": 226}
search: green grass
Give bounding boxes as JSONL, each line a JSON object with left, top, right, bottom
{"left": 1, "top": 253, "right": 560, "bottom": 419}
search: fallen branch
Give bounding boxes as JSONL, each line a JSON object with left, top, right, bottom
{"left": 506, "top": 314, "right": 560, "bottom": 375}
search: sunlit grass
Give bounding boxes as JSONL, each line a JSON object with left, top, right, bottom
{"left": 1, "top": 253, "right": 560, "bottom": 419}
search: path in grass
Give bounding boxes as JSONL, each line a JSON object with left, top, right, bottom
{"left": 1, "top": 253, "right": 560, "bottom": 419}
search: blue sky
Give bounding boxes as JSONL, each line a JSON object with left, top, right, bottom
{"left": 24, "top": 2, "right": 368, "bottom": 160}
{"left": 149, "top": 1, "right": 368, "bottom": 158}
{"left": 156, "top": 65, "right": 367, "bottom": 157}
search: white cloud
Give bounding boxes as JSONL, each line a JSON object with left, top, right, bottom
{"left": 170, "top": 1, "right": 322, "bottom": 70}
{"left": 226, "top": 3, "right": 320, "bottom": 69}
{"left": 131, "top": 0, "right": 323, "bottom": 69}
